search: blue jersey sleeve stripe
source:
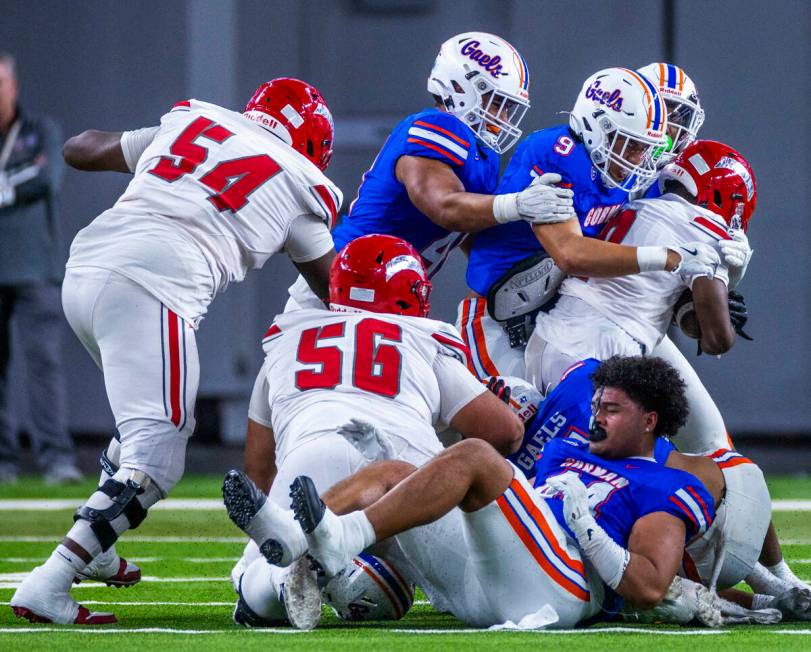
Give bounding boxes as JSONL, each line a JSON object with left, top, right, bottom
{"left": 406, "top": 137, "right": 464, "bottom": 166}
{"left": 407, "top": 127, "right": 469, "bottom": 160}
{"left": 413, "top": 119, "right": 470, "bottom": 148}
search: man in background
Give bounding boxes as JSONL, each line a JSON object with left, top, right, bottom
{"left": 0, "top": 52, "right": 81, "bottom": 485}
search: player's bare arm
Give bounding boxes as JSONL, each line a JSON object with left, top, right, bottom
{"left": 244, "top": 419, "right": 277, "bottom": 494}
{"left": 691, "top": 275, "right": 735, "bottom": 355}
{"left": 395, "top": 155, "right": 499, "bottom": 232}
{"left": 532, "top": 219, "right": 683, "bottom": 277}
{"left": 294, "top": 250, "right": 335, "bottom": 306}
{"left": 449, "top": 390, "right": 523, "bottom": 456}
{"left": 617, "top": 511, "right": 687, "bottom": 609}
{"left": 63, "top": 129, "right": 129, "bottom": 172}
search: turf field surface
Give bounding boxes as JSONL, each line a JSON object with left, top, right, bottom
{"left": 1, "top": 474, "right": 809, "bottom": 651}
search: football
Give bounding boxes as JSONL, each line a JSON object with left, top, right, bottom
{"left": 673, "top": 289, "right": 701, "bottom": 339}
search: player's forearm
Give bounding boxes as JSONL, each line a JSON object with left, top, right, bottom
{"left": 63, "top": 129, "right": 130, "bottom": 172}
{"left": 616, "top": 554, "right": 673, "bottom": 609}
{"left": 692, "top": 277, "right": 735, "bottom": 355}
{"left": 533, "top": 226, "right": 681, "bottom": 277}
{"left": 430, "top": 190, "right": 499, "bottom": 232}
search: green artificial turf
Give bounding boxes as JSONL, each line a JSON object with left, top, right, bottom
{"left": 0, "top": 475, "right": 809, "bottom": 651}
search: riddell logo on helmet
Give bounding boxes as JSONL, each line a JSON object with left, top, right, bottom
{"left": 460, "top": 40, "right": 504, "bottom": 78}
{"left": 585, "top": 80, "right": 623, "bottom": 111}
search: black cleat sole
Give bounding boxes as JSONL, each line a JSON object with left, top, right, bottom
{"left": 289, "top": 476, "right": 325, "bottom": 534}
{"left": 222, "top": 470, "right": 267, "bottom": 530}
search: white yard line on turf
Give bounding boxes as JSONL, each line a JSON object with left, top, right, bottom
{"left": 0, "top": 536, "right": 246, "bottom": 542}
{"left": 0, "top": 626, "right": 807, "bottom": 636}
{"left": 0, "top": 573, "right": 230, "bottom": 589}
{"left": 0, "top": 557, "right": 236, "bottom": 563}
{"left": 1, "top": 498, "right": 810, "bottom": 511}
{"left": 1, "top": 601, "right": 234, "bottom": 606}
{"left": 0, "top": 627, "right": 307, "bottom": 635}
{"left": 0, "top": 499, "right": 224, "bottom": 510}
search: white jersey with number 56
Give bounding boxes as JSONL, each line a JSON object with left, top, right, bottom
{"left": 67, "top": 99, "right": 342, "bottom": 326}
{"left": 251, "top": 308, "right": 485, "bottom": 466}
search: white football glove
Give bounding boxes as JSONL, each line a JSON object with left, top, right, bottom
{"left": 0, "top": 172, "right": 15, "bottom": 208}
{"left": 546, "top": 473, "right": 630, "bottom": 590}
{"left": 718, "top": 230, "right": 752, "bottom": 290}
{"left": 546, "top": 473, "right": 591, "bottom": 532}
{"left": 670, "top": 241, "right": 722, "bottom": 288}
{"left": 336, "top": 418, "right": 396, "bottom": 462}
{"left": 493, "top": 173, "right": 575, "bottom": 225}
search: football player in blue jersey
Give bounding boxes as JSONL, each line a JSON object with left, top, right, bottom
{"left": 283, "top": 31, "right": 576, "bottom": 312}
{"left": 275, "top": 356, "right": 720, "bottom": 628}
{"left": 459, "top": 67, "right": 722, "bottom": 379}
{"left": 496, "top": 360, "right": 810, "bottom": 623}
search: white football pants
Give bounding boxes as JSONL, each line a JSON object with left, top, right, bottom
{"left": 62, "top": 267, "right": 198, "bottom": 493}
{"left": 455, "top": 297, "right": 526, "bottom": 380}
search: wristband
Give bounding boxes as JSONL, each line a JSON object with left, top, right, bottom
{"left": 636, "top": 246, "right": 669, "bottom": 272}
{"left": 572, "top": 514, "right": 630, "bottom": 589}
{"left": 492, "top": 192, "right": 520, "bottom": 224}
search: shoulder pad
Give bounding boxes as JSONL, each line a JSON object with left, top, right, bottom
{"left": 405, "top": 112, "right": 472, "bottom": 167}
{"left": 303, "top": 182, "right": 343, "bottom": 229}
{"left": 261, "top": 323, "right": 283, "bottom": 345}
{"left": 170, "top": 100, "right": 192, "bottom": 112}
{"left": 431, "top": 327, "right": 471, "bottom": 366}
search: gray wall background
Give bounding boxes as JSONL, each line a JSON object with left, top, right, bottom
{"left": 1, "top": 0, "right": 808, "bottom": 439}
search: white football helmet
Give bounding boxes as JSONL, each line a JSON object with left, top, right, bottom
{"left": 427, "top": 32, "right": 530, "bottom": 153}
{"left": 637, "top": 63, "right": 705, "bottom": 167}
{"left": 569, "top": 67, "right": 668, "bottom": 193}
{"left": 322, "top": 553, "right": 415, "bottom": 621}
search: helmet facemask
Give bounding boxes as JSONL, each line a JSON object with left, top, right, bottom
{"left": 654, "top": 97, "right": 706, "bottom": 168}
{"left": 591, "top": 114, "right": 666, "bottom": 193}
{"left": 466, "top": 74, "right": 529, "bottom": 154}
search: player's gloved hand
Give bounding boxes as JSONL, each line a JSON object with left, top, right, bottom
{"left": 546, "top": 474, "right": 591, "bottom": 530}
{"left": 0, "top": 172, "right": 15, "bottom": 208}
{"left": 719, "top": 229, "right": 752, "bottom": 290}
{"left": 337, "top": 418, "right": 396, "bottom": 462}
{"left": 727, "top": 290, "right": 753, "bottom": 341}
{"left": 485, "top": 376, "right": 512, "bottom": 404}
{"left": 718, "top": 596, "right": 782, "bottom": 625}
{"left": 546, "top": 473, "right": 630, "bottom": 590}
{"left": 493, "top": 173, "right": 575, "bottom": 225}
{"left": 670, "top": 241, "right": 721, "bottom": 288}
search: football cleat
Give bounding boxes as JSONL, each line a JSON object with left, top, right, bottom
{"left": 11, "top": 565, "right": 117, "bottom": 625}
{"left": 289, "top": 476, "right": 326, "bottom": 535}
{"left": 74, "top": 549, "right": 141, "bottom": 588}
{"left": 281, "top": 556, "right": 322, "bottom": 630}
{"left": 773, "top": 586, "right": 811, "bottom": 621}
{"left": 222, "top": 470, "right": 305, "bottom": 566}
{"left": 289, "top": 476, "right": 355, "bottom": 578}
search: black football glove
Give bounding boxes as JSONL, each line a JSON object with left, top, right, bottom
{"left": 486, "top": 376, "right": 512, "bottom": 404}
{"left": 728, "top": 290, "right": 753, "bottom": 341}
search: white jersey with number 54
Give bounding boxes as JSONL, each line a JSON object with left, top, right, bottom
{"left": 252, "top": 308, "right": 484, "bottom": 466}
{"left": 67, "top": 99, "right": 342, "bottom": 326}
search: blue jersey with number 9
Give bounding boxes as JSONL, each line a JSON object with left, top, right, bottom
{"left": 466, "top": 124, "right": 632, "bottom": 296}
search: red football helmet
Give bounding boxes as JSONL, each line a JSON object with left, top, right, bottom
{"left": 244, "top": 77, "right": 334, "bottom": 171}
{"left": 329, "top": 235, "right": 432, "bottom": 318}
{"left": 659, "top": 139, "right": 757, "bottom": 231}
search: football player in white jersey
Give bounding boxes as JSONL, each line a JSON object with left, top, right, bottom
{"left": 221, "top": 233, "right": 522, "bottom": 629}
{"left": 11, "top": 78, "right": 343, "bottom": 625}
{"left": 525, "top": 139, "right": 755, "bottom": 454}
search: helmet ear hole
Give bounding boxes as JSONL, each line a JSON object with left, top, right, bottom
{"left": 307, "top": 140, "right": 314, "bottom": 157}
{"left": 713, "top": 189, "right": 723, "bottom": 208}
